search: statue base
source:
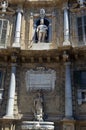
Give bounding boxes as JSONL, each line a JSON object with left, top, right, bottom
{"left": 29, "top": 42, "right": 53, "bottom": 50}
{"left": 21, "top": 121, "right": 54, "bottom": 130}
{"left": 63, "top": 40, "right": 71, "bottom": 46}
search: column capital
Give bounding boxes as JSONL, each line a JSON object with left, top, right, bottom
{"left": 11, "top": 63, "right": 17, "bottom": 67}
{"left": 11, "top": 54, "right": 17, "bottom": 63}
{"left": 16, "top": 8, "right": 23, "bottom": 14}
{"left": 62, "top": 3, "right": 69, "bottom": 10}
{"left": 64, "top": 62, "right": 71, "bottom": 66}
{"left": 63, "top": 51, "right": 69, "bottom": 62}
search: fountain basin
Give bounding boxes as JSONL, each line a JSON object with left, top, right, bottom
{"left": 21, "top": 121, "right": 54, "bottom": 130}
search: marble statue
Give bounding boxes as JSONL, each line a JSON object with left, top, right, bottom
{"left": 36, "top": 19, "right": 48, "bottom": 43}
{"left": 34, "top": 92, "right": 43, "bottom": 121}
{"left": 40, "top": 8, "right": 46, "bottom": 18}
{"left": 0, "top": 0, "right": 15, "bottom": 16}
{"left": 1, "top": 0, "right": 8, "bottom": 13}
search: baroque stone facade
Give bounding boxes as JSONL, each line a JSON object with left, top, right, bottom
{"left": 0, "top": 0, "right": 86, "bottom": 130}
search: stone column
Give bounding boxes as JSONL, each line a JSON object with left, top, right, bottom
{"left": 13, "top": 8, "right": 23, "bottom": 48}
{"left": 65, "top": 62, "right": 73, "bottom": 118}
{"left": 5, "top": 64, "right": 16, "bottom": 118}
{"left": 63, "top": 5, "right": 70, "bottom": 45}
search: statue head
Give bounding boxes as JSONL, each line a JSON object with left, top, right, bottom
{"left": 40, "top": 8, "right": 45, "bottom": 18}
{"left": 1, "top": 0, "right": 8, "bottom": 8}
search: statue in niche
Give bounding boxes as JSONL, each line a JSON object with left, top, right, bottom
{"left": 34, "top": 92, "right": 43, "bottom": 121}
{"left": 36, "top": 19, "right": 48, "bottom": 43}
{"left": 0, "top": 0, "right": 15, "bottom": 16}
{"left": 1, "top": 0, "right": 8, "bottom": 13}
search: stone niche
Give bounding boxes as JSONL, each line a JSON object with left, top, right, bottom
{"left": 28, "top": 8, "right": 57, "bottom": 50}
{"left": 25, "top": 67, "right": 56, "bottom": 91}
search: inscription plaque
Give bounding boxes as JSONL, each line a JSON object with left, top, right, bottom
{"left": 26, "top": 68, "right": 56, "bottom": 91}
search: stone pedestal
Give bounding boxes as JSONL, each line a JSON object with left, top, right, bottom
{"left": 62, "top": 120, "right": 75, "bottom": 130}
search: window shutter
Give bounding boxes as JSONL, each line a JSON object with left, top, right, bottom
{"left": 0, "top": 71, "right": 2, "bottom": 88}
{"left": 84, "top": 16, "right": 86, "bottom": 37}
{"left": 77, "top": 17, "right": 83, "bottom": 41}
{"left": 81, "top": 71, "right": 86, "bottom": 89}
{"left": 0, "top": 19, "right": 9, "bottom": 48}
{"left": 74, "top": 71, "right": 81, "bottom": 87}
{"left": 1, "top": 20, "right": 8, "bottom": 45}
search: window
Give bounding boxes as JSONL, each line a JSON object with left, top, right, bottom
{"left": 0, "top": 19, "right": 9, "bottom": 48}
{"left": 74, "top": 71, "right": 86, "bottom": 89}
{"left": 77, "top": 16, "right": 86, "bottom": 43}
{"left": 77, "top": 89, "right": 86, "bottom": 105}
{"left": 74, "top": 71, "right": 86, "bottom": 104}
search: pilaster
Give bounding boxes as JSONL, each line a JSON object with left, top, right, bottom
{"left": 63, "top": 3, "right": 70, "bottom": 46}
{"left": 12, "top": 8, "right": 23, "bottom": 48}
{"left": 4, "top": 55, "right": 17, "bottom": 118}
{"left": 64, "top": 62, "right": 73, "bottom": 118}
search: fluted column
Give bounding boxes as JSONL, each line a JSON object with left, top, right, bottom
{"left": 63, "top": 5, "right": 70, "bottom": 46}
{"left": 5, "top": 64, "right": 16, "bottom": 118}
{"left": 13, "top": 8, "right": 23, "bottom": 48}
{"left": 65, "top": 62, "right": 73, "bottom": 118}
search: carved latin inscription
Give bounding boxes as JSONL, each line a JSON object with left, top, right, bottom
{"left": 26, "top": 68, "right": 56, "bottom": 91}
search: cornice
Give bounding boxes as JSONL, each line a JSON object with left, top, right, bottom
{"left": 6, "top": 0, "right": 67, "bottom": 7}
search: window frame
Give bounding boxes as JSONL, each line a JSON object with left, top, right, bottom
{"left": 0, "top": 69, "right": 5, "bottom": 102}
{"left": 0, "top": 19, "right": 9, "bottom": 48}
{"left": 74, "top": 70, "right": 86, "bottom": 89}
{"left": 74, "top": 70, "right": 86, "bottom": 104}
{"left": 77, "top": 15, "right": 86, "bottom": 44}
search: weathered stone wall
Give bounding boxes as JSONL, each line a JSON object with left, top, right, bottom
{"left": 0, "top": 0, "right": 86, "bottom": 130}
{"left": 0, "top": 60, "right": 86, "bottom": 120}
{"left": 18, "top": 63, "right": 65, "bottom": 120}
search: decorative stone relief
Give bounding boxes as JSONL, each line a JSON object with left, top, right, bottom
{"left": 26, "top": 67, "right": 56, "bottom": 91}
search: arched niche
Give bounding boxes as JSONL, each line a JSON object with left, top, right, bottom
{"left": 34, "top": 18, "right": 52, "bottom": 43}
